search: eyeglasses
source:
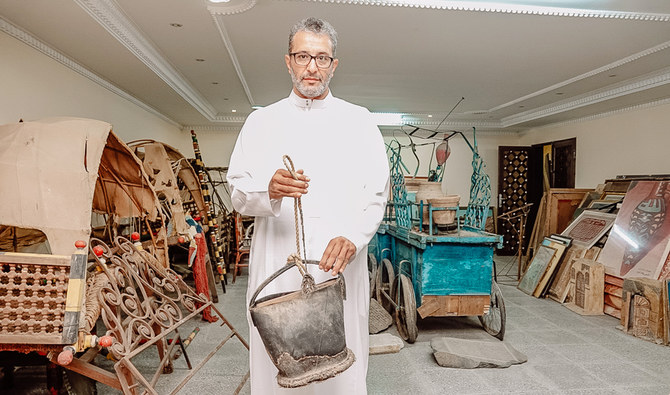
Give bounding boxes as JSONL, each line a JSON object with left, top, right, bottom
{"left": 290, "top": 52, "right": 334, "bottom": 68}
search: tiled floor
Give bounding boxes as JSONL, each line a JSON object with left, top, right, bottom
{"left": 2, "top": 255, "right": 669, "bottom": 394}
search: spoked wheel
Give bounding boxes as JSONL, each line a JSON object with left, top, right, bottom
{"left": 478, "top": 280, "right": 506, "bottom": 340}
{"left": 375, "top": 258, "right": 395, "bottom": 313}
{"left": 368, "top": 253, "right": 378, "bottom": 299}
{"left": 393, "top": 273, "right": 418, "bottom": 343}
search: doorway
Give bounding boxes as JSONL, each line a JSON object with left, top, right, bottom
{"left": 497, "top": 138, "right": 576, "bottom": 256}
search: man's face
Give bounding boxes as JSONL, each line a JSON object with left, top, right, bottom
{"left": 285, "top": 31, "right": 339, "bottom": 100}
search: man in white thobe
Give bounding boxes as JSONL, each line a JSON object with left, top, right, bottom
{"left": 227, "top": 17, "right": 389, "bottom": 395}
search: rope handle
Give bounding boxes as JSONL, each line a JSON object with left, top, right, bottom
{"left": 283, "top": 155, "right": 309, "bottom": 278}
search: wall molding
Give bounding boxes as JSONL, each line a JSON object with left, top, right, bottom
{"left": 210, "top": 14, "right": 256, "bottom": 107}
{"left": 73, "top": 0, "right": 219, "bottom": 120}
{"left": 0, "top": 16, "right": 179, "bottom": 127}
{"left": 490, "top": 40, "right": 670, "bottom": 114}
{"left": 302, "top": 0, "right": 670, "bottom": 21}
{"left": 207, "top": 0, "right": 257, "bottom": 16}
{"left": 182, "top": 124, "right": 242, "bottom": 133}
{"left": 503, "top": 67, "right": 670, "bottom": 126}
{"left": 521, "top": 96, "right": 670, "bottom": 134}
{"left": 7, "top": 1, "right": 670, "bottom": 131}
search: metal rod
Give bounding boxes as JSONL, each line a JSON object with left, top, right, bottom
{"left": 169, "top": 331, "right": 235, "bottom": 395}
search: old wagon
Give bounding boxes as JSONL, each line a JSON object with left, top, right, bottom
{"left": 370, "top": 129, "right": 506, "bottom": 343}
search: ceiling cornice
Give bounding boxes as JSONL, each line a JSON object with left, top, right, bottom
{"left": 207, "top": 0, "right": 257, "bottom": 16}
{"left": 7, "top": 1, "right": 669, "bottom": 131}
{"left": 302, "top": 0, "right": 670, "bottom": 21}
{"left": 489, "top": 40, "right": 670, "bottom": 114}
{"left": 182, "top": 125, "right": 242, "bottom": 132}
{"left": 73, "top": 0, "right": 220, "bottom": 120}
{"left": 0, "top": 15, "right": 179, "bottom": 127}
{"left": 210, "top": 14, "right": 256, "bottom": 106}
{"left": 521, "top": 96, "right": 670, "bottom": 135}
{"left": 502, "top": 67, "right": 670, "bottom": 126}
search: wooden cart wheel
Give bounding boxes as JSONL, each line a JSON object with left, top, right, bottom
{"left": 375, "top": 258, "right": 395, "bottom": 313}
{"left": 368, "top": 253, "right": 378, "bottom": 299}
{"left": 478, "top": 280, "right": 506, "bottom": 340}
{"left": 393, "top": 273, "right": 418, "bottom": 343}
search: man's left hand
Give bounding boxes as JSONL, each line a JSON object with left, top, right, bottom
{"left": 319, "top": 236, "right": 356, "bottom": 276}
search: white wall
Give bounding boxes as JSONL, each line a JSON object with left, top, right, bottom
{"left": 0, "top": 31, "right": 190, "bottom": 153}
{"left": 519, "top": 102, "right": 670, "bottom": 188}
{"left": 383, "top": 130, "right": 520, "bottom": 204}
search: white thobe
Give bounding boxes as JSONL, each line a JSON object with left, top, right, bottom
{"left": 227, "top": 91, "right": 389, "bottom": 395}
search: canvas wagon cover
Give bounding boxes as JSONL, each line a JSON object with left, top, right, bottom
{"left": 0, "top": 117, "right": 160, "bottom": 256}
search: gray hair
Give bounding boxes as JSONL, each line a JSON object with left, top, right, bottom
{"left": 288, "top": 17, "right": 338, "bottom": 56}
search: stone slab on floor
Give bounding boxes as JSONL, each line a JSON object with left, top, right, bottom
{"left": 369, "top": 298, "right": 393, "bottom": 334}
{"left": 431, "top": 337, "right": 527, "bottom": 369}
{"left": 369, "top": 333, "right": 404, "bottom": 355}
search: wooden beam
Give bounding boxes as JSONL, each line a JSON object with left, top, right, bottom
{"left": 50, "top": 355, "right": 122, "bottom": 391}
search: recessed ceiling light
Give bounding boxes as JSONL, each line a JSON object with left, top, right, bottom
{"left": 232, "top": 109, "right": 237, "bottom": 113}
{"left": 427, "top": 115, "right": 433, "bottom": 118}
{"left": 251, "top": 106, "right": 263, "bottom": 110}
{"left": 209, "top": 0, "right": 231, "bottom": 3}
{"left": 169, "top": 23, "right": 183, "bottom": 28}
{"left": 195, "top": 58, "right": 205, "bottom": 62}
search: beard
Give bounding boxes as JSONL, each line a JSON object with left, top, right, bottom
{"left": 290, "top": 68, "right": 332, "bottom": 98}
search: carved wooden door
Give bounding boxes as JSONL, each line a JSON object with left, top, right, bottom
{"left": 497, "top": 146, "right": 530, "bottom": 255}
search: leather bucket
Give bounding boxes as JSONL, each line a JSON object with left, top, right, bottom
{"left": 249, "top": 260, "right": 355, "bottom": 388}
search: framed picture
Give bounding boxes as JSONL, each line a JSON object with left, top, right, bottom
{"left": 549, "top": 233, "right": 572, "bottom": 247}
{"left": 598, "top": 181, "right": 670, "bottom": 279}
{"left": 601, "top": 193, "right": 625, "bottom": 202}
{"left": 561, "top": 210, "right": 617, "bottom": 250}
{"left": 587, "top": 200, "right": 618, "bottom": 211}
{"left": 534, "top": 238, "right": 568, "bottom": 297}
{"left": 518, "top": 244, "right": 557, "bottom": 296}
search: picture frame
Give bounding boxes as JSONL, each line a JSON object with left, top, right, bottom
{"left": 601, "top": 193, "right": 625, "bottom": 202}
{"left": 598, "top": 181, "right": 670, "bottom": 278}
{"left": 561, "top": 210, "right": 617, "bottom": 250}
{"left": 587, "top": 199, "right": 618, "bottom": 211}
{"left": 518, "top": 244, "right": 557, "bottom": 296}
{"left": 534, "top": 238, "right": 568, "bottom": 297}
{"left": 549, "top": 233, "right": 573, "bottom": 247}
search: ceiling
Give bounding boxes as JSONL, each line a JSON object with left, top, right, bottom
{"left": 1, "top": 0, "right": 670, "bottom": 133}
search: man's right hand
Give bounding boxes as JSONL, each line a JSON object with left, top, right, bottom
{"left": 268, "top": 169, "right": 310, "bottom": 200}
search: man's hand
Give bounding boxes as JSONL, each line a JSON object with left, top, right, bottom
{"left": 268, "top": 169, "right": 309, "bottom": 200}
{"left": 319, "top": 236, "right": 356, "bottom": 276}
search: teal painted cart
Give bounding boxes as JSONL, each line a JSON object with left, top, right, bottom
{"left": 372, "top": 129, "right": 505, "bottom": 343}
{"left": 368, "top": 222, "right": 504, "bottom": 343}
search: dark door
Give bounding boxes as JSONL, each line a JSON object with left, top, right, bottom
{"left": 552, "top": 138, "right": 576, "bottom": 188}
{"left": 497, "top": 146, "right": 531, "bottom": 255}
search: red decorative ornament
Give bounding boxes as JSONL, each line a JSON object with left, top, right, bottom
{"left": 93, "top": 245, "right": 104, "bottom": 257}
{"left": 435, "top": 140, "right": 451, "bottom": 166}
{"left": 74, "top": 240, "right": 86, "bottom": 249}
{"left": 57, "top": 348, "right": 74, "bottom": 365}
{"left": 131, "top": 232, "right": 140, "bottom": 241}
{"left": 99, "top": 335, "right": 113, "bottom": 348}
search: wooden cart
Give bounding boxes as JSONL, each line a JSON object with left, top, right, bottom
{"left": 369, "top": 222, "right": 504, "bottom": 343}
{"left": 373, "top": 128, "right": 505, "bottom": 343}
